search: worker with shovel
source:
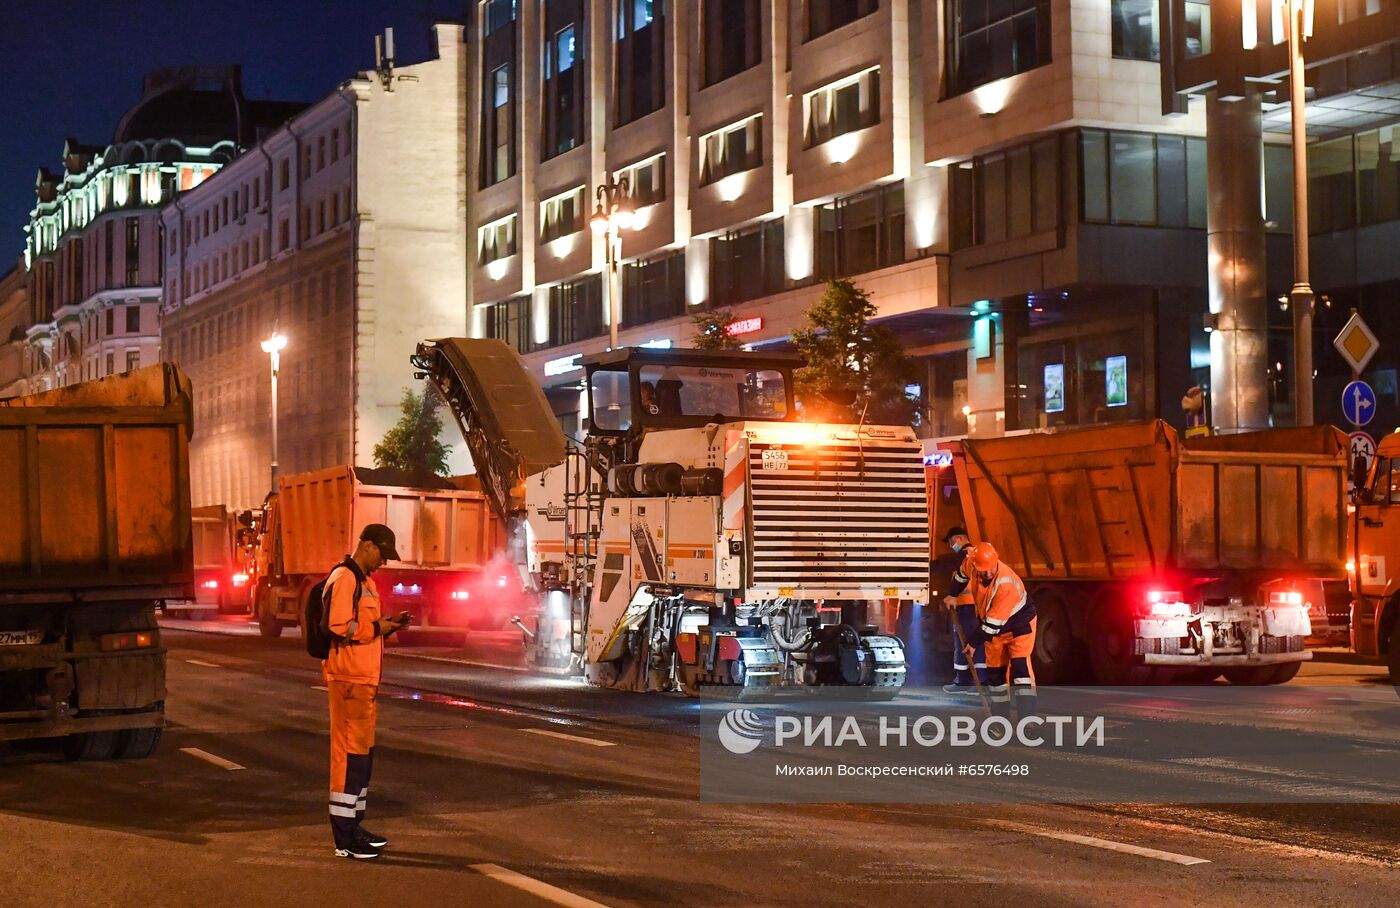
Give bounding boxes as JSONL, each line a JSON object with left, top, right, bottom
{"left": 947, "top": 542, "right": 1038, "bottom": 719}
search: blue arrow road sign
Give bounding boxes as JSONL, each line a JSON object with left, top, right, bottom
{"left": 1342, "top": 380, "right": 1376, "bottom": 427}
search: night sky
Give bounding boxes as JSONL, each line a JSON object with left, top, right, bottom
{"left": 0, "top": 0, "right": 466, "bottom": 267}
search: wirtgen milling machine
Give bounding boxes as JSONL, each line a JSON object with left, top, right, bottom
{"left": 414, "top": 339, "right": 928, "bottom": 697}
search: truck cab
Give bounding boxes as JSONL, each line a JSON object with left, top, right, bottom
{"left": 1351, "top": 432, "right": 1400, "bottom": 680}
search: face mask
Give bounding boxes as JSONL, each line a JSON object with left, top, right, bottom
{"left": 951, "top": 540, "right": 967, "bottom": 553}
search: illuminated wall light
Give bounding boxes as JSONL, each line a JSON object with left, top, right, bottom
{"left": 551, "top": 233, "right": 577, "bottom": 260}
{"left": 913, "top": 209, "right": 936, "bottom": 250}
{"left": 544, "top": 353, "right": 583, "bottom": 376}
{"left": 716, "top": 172, "right": 747, "bottom": 203}
{"left": 641, "top": 338, "right": 673, "bottom": 349}
{"left": 1242, "top": 0, "right": 1259, "bottom": 50}
{"left": 973, "top": 79, "right": 1012, "bottom": 117}
{"left": 629, "top": 206, "right": 652, "bottom": 230}
{"left": 826, "top": 133, "right": 860, "bottom": 165}
{"left": 486, "top": 258, "right": 509, "bottom": 281}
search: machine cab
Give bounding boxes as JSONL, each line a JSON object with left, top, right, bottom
{"left": 583, "top": 347, "right": 798, "bottom": 436}
{"left": 1355, "top": 432, "right": 1400, "bottom": 599}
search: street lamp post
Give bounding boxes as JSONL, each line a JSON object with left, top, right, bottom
{"left": 260, "top": 332, "right": 287, "bottom": 492}
{"left": 1287, "top": 0, "right": 1316, "bottom": 426}
{"left": 590, "top": 176, "right": 634, "bottom": 351}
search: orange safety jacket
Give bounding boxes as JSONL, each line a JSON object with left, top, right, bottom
{"left": 322, "top": 562, "right": 384, "bottom": 686}
{"left": 959, "top": 558, "right": 1030, "bottom": 642}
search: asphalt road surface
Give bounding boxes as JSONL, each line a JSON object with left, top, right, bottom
{"left": 2, "top": 619, "right": 1397, "bottom": 908}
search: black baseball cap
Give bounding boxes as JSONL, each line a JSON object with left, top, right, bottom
{"left": 360, "top": 524, "right": 401, "bottom": 561}
{"left": 942, "top": 525, "right": 968, "bottom": 544}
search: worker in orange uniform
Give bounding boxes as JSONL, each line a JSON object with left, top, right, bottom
{"left": 947, "top": 542, "right": 1037, "bottom": 718}
{"left": 939, "top": 526, "right": 983, "bottom": 695}
{"left": 324, "top": 523, "right": 411, "bottom": 860}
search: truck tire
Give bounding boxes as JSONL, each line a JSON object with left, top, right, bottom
{"left": 1223, "top": 665, "right": 1280, "bottom": 685}
{"left": 1031, "top": 593, "right": 1084, "bottom": 685}
{"left": 259, "top": 608, "right": 283, "bottom": 638}
{"left": 115, "top": 724, "right": 163, "bottom": 759}
{"left": 1270, "top": 661, "right": 1302, "bottom": 684}
{"left": 1088, "top": 595, "right": 1154, "bottom": 685}
{"left": 1388, "top": 617, "right": 1400, "bottom": 684}
{"left": 63, "top": 731, "right": 119, "bottom": 761}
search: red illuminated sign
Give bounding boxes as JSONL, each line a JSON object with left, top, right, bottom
{"left": 726, "top": 317, "right": 763, "bottom": 336}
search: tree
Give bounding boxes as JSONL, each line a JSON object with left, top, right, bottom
{"left": 691, "top": 308, "right": 743, "bottom": 350}
{"left": 791, "top": 278, "right": 919, "bottom": 425}
{"left": 372, "top": 386, "right": 452, "bottom": 477}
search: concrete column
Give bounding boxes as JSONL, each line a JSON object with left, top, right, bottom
{"left": 1205, "top": 90, "right": 1270, "bottom": 433}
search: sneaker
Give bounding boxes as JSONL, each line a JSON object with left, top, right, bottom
{"left": 941, "top": 682, "right": 978, "bottom": 696}
{"left": 361, "top": 829, "right": 389, "bottom": 849}
{"left": 334, "top": 842, "right": 380, "bottom": 860}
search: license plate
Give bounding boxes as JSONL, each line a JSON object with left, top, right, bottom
{"left": 0, "top": 629, "right": 44, "bottom": 646}
{"left": 761, "top": 449, "right": 789, "bottom": 471}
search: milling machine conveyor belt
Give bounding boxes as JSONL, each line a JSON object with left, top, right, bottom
{"left": 412, "top": 338, "right": 566, "bottom": 522}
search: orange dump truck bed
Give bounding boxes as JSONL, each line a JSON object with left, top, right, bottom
{"left": 945, "top": 420, "right": 1348, "bottom": 582}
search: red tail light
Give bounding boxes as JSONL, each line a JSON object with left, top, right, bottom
{"left": 100, "top": 631, "right": 155, "bottom": 652}
{"left": 231, "top": 573, "right": 249, "bottom": 587}
{"left": 449, "top": 590, "right": 470, "bottom": 601}
{"left": 1143, "top": 590, "right": 1189, "bottom": 618}
{"left": 201, "top": 579, "right": 220, "bottom": 590}
{"left": 1269, "top": 590, "right": 1304, "bottom": 607}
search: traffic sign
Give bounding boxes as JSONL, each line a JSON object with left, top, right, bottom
{"left": 1342, "top": 380, "right": 1376, "bottom": 427}
{"left": 1348, "top": 431, "right": 1376, "bottom": 496}
{"left": 1333, "top": 311, "right": 1380, "bottom": 374}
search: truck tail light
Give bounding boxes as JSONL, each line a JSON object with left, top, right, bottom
{"left": 449, "top": 590, "right": 470, "bottom": 601}
{"left": 497, "top": 576, "right": 508, "bottom": 588}
{"left": 100, "top": 631, "right": 155, "bottom": 652}
{"left": 231, "top": 573, "right": 249, "bottom": 587}
{"left": 1143, "top": 590, "right": 1189, "bottom": 617}
{"left": 1346, "top": 560, "right": 1356, "bottom": 573}
{"left": 1269, "top": 591, "right": 1305, "bottom": 607}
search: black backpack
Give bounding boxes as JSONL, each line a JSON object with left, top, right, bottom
{"left": 305, "top": 561, "right": 363, "bottom": 659}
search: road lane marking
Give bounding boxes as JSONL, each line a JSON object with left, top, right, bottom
{"left": 385, "top": 650, "right": 530, "bottom": 672}
{"left": 986, "top": 820, "right": 1210, "bottom": 865}
{"left": 180, "top": 747, "right": 246, "bottom": 771}
{"left": 470, "top": 864, "right": 613, "bottom": 908}
{"left": 520, "top": 728, "right": 616, "bottom": 748}
{"left": 311, "top": 685, "right": 328, "bottom": 691}
{"left": 184, "top": 659, "right": 221, "bottom": 668}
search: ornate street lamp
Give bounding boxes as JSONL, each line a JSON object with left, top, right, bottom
{"left": 590, "top": 176, "right": 635, "bottom": 350}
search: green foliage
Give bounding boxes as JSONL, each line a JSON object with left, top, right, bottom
{"left": 791, "top": 279, "right": 919, "bottom": 425}
{"left": 372, "top": 387, "right": 452, "bottom": 477}
{"left": 691, "top": 308, "right": 742, "bottom": 351}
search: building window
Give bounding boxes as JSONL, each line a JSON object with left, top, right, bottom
{"left": 622, "top": 249, "right": 686, "bottom": 326}
{"left": 279, "top": 159, "right": 290, "bottom": 190}
{"left": 541, "top": 186, "right": 585, "bottom": 243}
{"left": 279, "top": 218, "right": 290, "bottom": 251}
{"left": 954, "top": 136, "right": 1063, "bottom": 247}
{"left": 106, "top": 352, "right": 115, "bottom": 375}
{"left": 615, "top": 0, "right": 666, "bottom": 126}
{"left": 816, "top": 181, "right": 905, "bottom": 277}
{"left": 703, "top": 0, "right": 761, "bottom": 86}
{"left": 484, "top": 295, "right": 533, "bottom": 353}
{"left": 317, "top": 136, "right": 326, "bottom": 170}
{"left": 619, "top": 154, "right": 666, "bottom": 207}
{"left": 807, "top": 0, "right": 877, "bottom": 40}
{"left": 126, "top": 305, "right": 140, "bottom": 334}
{"left": 126, "top": 350, "right": 141, "bottom": 373}
{"left": 1078, "top": 129, "right": 1206, "bottom": 230}
{"left": 700, "top": 116, "right": 762, "bottom": 185}
{"left": 805, "top": 68, "right": 879, "bottom": 147}
{"left": 104, "top": 220, "right": 115, "bottom": 288}
{"left": 124, "top": 218, "right": 140, "bottom": 285}
{"left": 485, "top": 0, "right": 516, "bottom": 34}
{"left": 710, "top": 220, "right": 785, "bottom": 306}
{"left": 547, "top": 275, "right": 605, "bottom": 347}
{"left": 482, "top": 64, "right": 515, "bottom": 186}
{"left": 1309, "top": 135, "right": 1357, "bottom": 234}
{"left": 1357, "top": 126, "right": 1400, "bottom": 227}
{"left": 543, "top": 22, "right": 583, "bottom": 158}
{"left": 479, "top": 214, "right": 519, "bottom": 264}
{"left": 945, "top": 0, "right": 1051, "bottom": 96}
{"left": 1112, "top": 0, "right": 1159, "bottom": 61}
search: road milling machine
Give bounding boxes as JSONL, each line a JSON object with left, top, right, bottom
{"left": 413, "top": 339, "right": 929, "bottom": 697}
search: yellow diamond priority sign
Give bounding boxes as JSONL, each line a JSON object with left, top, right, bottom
{"left": 1333, "top": 311, "right": 1379, "bottom": 375}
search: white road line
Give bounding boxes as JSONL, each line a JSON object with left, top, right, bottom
{"left": 520, "top": 728, "right": 617, "bottom": 748}
{"left": 986, "top": 820, "right": 1210, "bottom": 866}
{"left": 470, "top": 863, "right": 613, "bottom": 908}
{"left": 179, "top": 747, "right": 246, "bottom": 772}
{"left": 310, "top": 685, "right": 328, "bottom": 691}
{"left": 385, "top": 651, "right": 530, "bottom": 672}
{"left": 184, "top": 659, "right": 221, "bottom": 668}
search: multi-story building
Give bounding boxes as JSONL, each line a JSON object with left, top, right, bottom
{"left": 17, "top": 67, "right": 302, "bottom": 395}
{"left": 466, "top": 0, "right": 1229, "bottom": 438}
{"left": 162, "top": 24, "right": 469, "bottom": 510}
{"left": 0, "top": 260, "right": 28, "bottom": 398}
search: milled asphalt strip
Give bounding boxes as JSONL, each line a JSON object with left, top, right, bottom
{"left": 184, "top": 659, "right": 221, "bottom": 668}
{"left": 470, "top": 864, "right": 613, "bottom": 908}
{"left": 985, "top": 819, "right": 1210, "bottom": 865}
{"left": 179, "top": 747, "right": 247, "bottom": 771}
{"left": 521, "top": 728, "right": 617, "bottom": 747}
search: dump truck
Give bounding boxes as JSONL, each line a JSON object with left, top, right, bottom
{"left": 414, "top": 339, "right": 927, "bottom": 697}
{"left": 0, "top": 365, "right": 193, "bottom": 759}
{"left": 180, "top": 504, "right": 252, "bottom": 614}
{"left": 251, "top": 465, "right": 515, "bottom": 640}
{"left": 1349, "top": 429, "right": 1400, "bottom": 681}
{"left": 927, "top": 421, "right": 1348, "bottom": 685}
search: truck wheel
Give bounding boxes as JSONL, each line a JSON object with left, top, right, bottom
{"left": 1088, "top": 596, "right": 1153, "bottom": 685}
{"left": 1223, "top": 666, "right": 1279, "bottom": 685}
{"left": 115, "top": 725, "right": 163, "bottom": 759}
{"left": 63, "top": 731, "right": 119, "bottom": 761}
{"left": 1269, "top": 661, "right": 1302, "bottom": 684}
{"left": 1031, "top": 593, "right": 1083, "bottom": 685}
{"left": 1388, "top": 619, "right": 1400, "bottom": 684}
{"left": 258, "top": 609, "right": 283, "bottom": 638}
